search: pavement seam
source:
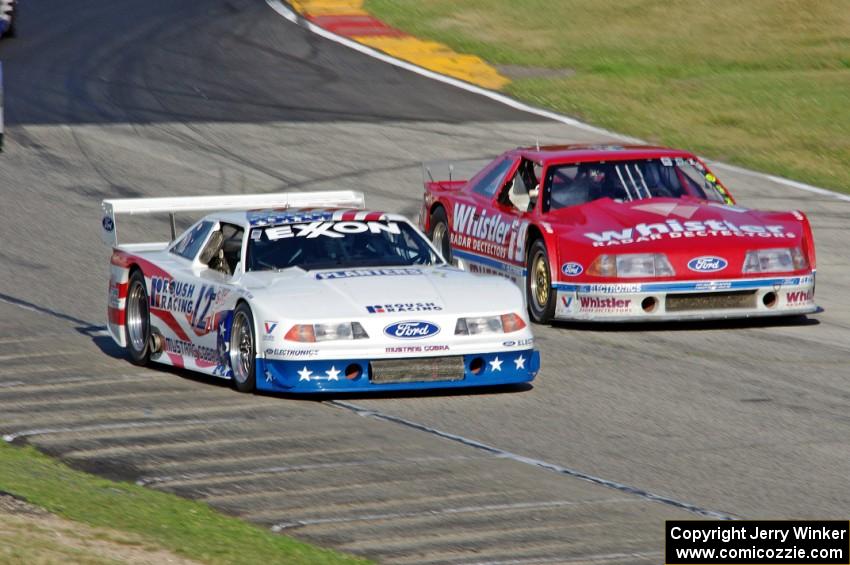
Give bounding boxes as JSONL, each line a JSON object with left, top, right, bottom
{"left": 326, "top": 399, "right": 736, "bottom": 521}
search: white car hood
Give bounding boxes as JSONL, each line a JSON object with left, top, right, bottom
{"left": 239, "top": 265, "right": 523, "bottom": 320}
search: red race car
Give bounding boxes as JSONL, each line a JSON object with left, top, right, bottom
{"left": 420, "top": 144, "right": 817, "bottom": 323}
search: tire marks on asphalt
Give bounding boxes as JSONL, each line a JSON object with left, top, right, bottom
{"left": 0, "top": 300, "right": 706, "bottom": 563}
{"left": 2, "top": 417, "right": 239, "bottom": 443}
{"left": 269, "top": 498, "right": 640, "bottom": 531}
{"left": 137, "top": 453, "right": 491, "bottom": 486}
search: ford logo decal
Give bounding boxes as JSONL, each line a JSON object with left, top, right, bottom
{"left": 384, "top": 321, "right": 440, "bottom": 340}
{"left": 688, "top": 256, "right": 728, "bottom": 273}
{"left": 561, "top": 262, "right": 583, "bottom": 276}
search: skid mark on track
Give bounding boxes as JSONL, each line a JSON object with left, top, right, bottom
{"left": 2, "top": 417, "right": 238, "bottom": 443}
{"left": 58, "top": 428, "right": 313, "bottom": 458}
{"left": 0, "top": 365, "right": 102, "bottom": 378}
{"left": 0, "top": 373, "right": 154, "bottom": 391}
{"left": 216, "top": 486, "right": 528, "bottom": 511}
{"left": 0, "top": 334, "right": 75, "bottom": 344}
{"left": 0, "top": 389, "right": 198, "bottom": 411}
{"left": 0, "top": 381, "right": 26, "bottom": 388}
{"left": 270, "top": 498, "right": 639, "bottom": 531}
{"left": 0, "top": 350, "right": 87, "bottom": 362}
{"left": 151, "top": 446, "right": 375, "bottom": 471}
{"left": 0, "top": 401, "right": 278, "bottom": 433}
{"left": 327, "top": 400, "right": 735, "bottom": 520}
{"left": 137, "top": 453, "right": 492, "bottom": 486}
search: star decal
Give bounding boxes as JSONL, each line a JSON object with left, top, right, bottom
{"left": 514, "top": 355, "right": 526, "bottom": 370}
{"left": 297, "top": 366, "right": 313, "bottom": 381}
{"left": 325, "top": 366, "right": 340, "bottom": 381}
{"left": 489, "top": 356, "right": 503, "bottom": 372}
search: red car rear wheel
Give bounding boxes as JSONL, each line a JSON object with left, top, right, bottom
{"left": 429, "top": 207, "right": 452, "bottom": 264}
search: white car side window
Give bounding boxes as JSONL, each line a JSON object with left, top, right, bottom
{"left": 171, "top": 221, "right": 214, "bottom": 260}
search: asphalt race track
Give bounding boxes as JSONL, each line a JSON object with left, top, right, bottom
{"left": 1, "top": 1, "right": 849, "bottom": 563}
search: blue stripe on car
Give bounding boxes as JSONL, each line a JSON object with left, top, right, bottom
{"left": 452, "top": 249, "right": 527, "bottom": 277}
{"left": 255, "top": 349, "right": 539, "bottom": 393}
{"left": 552, "top": 276, "right": 807, "bottom": 293}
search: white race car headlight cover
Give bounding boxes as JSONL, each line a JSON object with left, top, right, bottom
{"left": 455, "top": 313, "right": 526, "bottom": 335}
{"left": 743, "top": 247, "right": 808, "bottom": 273}
{"left": 588, "top": 253, "right": 674, "bottom": 278}
{"left": 285, "top": 322, "right": 369, "bottom": 342}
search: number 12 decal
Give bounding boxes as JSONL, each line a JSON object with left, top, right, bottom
{"left": 191, "top": 285, "right": 216, "bottom": 331}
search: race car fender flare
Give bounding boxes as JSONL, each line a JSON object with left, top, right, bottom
{"left": 107, "top": 250, "right": 171, "bottom": 348}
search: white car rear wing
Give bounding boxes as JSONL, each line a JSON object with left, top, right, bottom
{"left": 100, "top": 190, "right": 366, "bottom": 246}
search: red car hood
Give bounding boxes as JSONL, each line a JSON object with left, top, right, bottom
{"left": 547, "top": 198, "right": 814, "bottom": 281}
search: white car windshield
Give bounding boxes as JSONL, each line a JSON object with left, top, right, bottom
{"left": 246, "top": 219, "right": 441, "bottom": 272}
{"left": 546, "top": 157, "right": 728, "bottom": 210}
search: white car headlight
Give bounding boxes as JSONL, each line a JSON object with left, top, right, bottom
{"left": 743, "top": 247, "right": 808, "bottom": 273}
{"left": 285, "top": 322, "right": 369, "bottom": 342}
{"left": 455, "top": 313, "right": 526, "bottom": 335}
{"left": 588, "top": 253, "right": 674, "bottom": 278}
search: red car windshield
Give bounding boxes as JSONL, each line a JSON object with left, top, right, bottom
{"left": 545, "top": 157, "right": 727, "bottom": 210}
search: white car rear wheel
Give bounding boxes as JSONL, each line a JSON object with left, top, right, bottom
{"left": 125, "top": 270, "right": 151, "bottom": 364}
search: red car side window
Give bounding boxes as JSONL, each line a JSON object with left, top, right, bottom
{"left": 470, "top": 158, "right": 514, "bottom": 197}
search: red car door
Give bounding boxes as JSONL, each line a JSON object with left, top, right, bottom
{"left": 448, "top": 156, "right": 531, "bottom": 284}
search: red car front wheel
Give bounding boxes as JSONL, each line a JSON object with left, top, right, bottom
{"left": 526, "top": 239, "right": 556, "bottom": 323}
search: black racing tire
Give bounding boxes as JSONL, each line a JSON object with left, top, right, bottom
{"left": 124, "top": 269, "right": 152, "bottom": 365}
{"left": 429, "top": 207, "right": 452, "bottom": 263}
{"left": 526, "top": 239, "right": 557, "bottom": 324}
{"left": 229, "top": 302, "right": 257, "bottom": 393}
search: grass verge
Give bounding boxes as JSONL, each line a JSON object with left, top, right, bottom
{"left": 0, "top": 442, "right": 369, "bottom": 565}
{"left": 364, "top": 0, "right": 850, "bottom": 193}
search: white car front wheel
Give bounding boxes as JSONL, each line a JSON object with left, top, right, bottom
{"left": 229, "top": 303, "right": 256, "bottom": 393}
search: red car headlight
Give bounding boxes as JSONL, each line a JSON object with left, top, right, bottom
{"left": 588, "top": 253, "right": 674, "bottom": 278}
{"left": 742, "top": 247, "right": 808, "bottom": 273}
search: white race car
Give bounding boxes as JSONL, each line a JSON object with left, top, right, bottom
{"left": 0, "top": 0, "right": 16, "bottom": 38}
{"left": 102, "top": 192, "right": 539, "bottom": 393}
